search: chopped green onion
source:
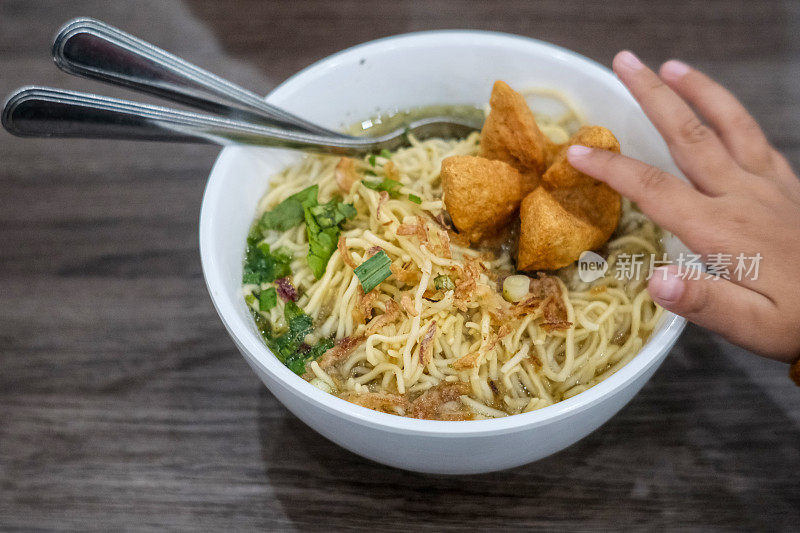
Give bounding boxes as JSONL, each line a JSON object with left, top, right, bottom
{"left": 245, "top": 294, "right": 257, "bottom": 307}
{"left": 354, "top": 250, "right": 392, "bottom": 293}
{"left": 368, "top": 149, "right": 392, "bottom": 167}
{"left": 309, "top": 200, "right": 356, "bottom": 229}
{"left": 362, "top": 178, "right": 402, "bottom": 198}
{"left": 434, "top": 274, "right": 455, "bottom": 291}
{"left": 408, "top": 194, "right": 422, "bottom": 204}
{"left": 303, "top": 198, "right": 356, "bottom": 279}
{"left": 259, "top": 287, "right": 277, "bottom": 311}
{"left": 503, "top": 275, "right": 531, "bottom": 302}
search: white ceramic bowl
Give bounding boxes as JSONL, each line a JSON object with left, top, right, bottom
{"left": 200, "top": 31, "right": 687, "bottom": 474}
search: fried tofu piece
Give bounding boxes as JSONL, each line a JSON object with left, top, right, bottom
{"left": 515, "top": 125, "right": 621, "bottom": 270}
{"left": 441, "top": 155, "right": 525, "bottom": 243}
{"left": 517, "top": 185, "right": 620, "bottom": 271}
{"left": 542, "top": 125, "right": 620, "bottom": 189}
{"left": 480, "top": 81, "right": 558, "bottom": 189}
{"left": 550, "top": 183, "right": 621, "bottom": 244}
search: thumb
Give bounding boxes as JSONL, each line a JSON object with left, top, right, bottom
{"left": 648, "top": 265, "right": 784, "bottom": 360}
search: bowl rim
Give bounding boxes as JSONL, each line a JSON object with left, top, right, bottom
{"left": 200, "top": 29, "right": 687, "bottom": 437}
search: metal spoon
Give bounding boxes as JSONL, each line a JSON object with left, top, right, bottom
{"left": 3, "top": 17, "right": 483, "bottom": 154}
{"left": 51, "top": 17, "right": 343, "bottom": 136}
{"left": 2, "top": 87, "right": 481, "bottom": 156}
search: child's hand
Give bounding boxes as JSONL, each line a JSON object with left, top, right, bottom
{"left": 566, "top": 51, "right": 800, "bottom": 364}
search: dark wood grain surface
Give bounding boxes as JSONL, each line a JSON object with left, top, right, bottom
{"left": 1, "top": 1, "right": 799, "bottom": 530}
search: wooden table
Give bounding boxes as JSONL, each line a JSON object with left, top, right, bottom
{"left": 2, "top": 1, "right": 798, "bottom": 530}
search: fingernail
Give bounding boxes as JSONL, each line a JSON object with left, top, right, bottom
{"left": 566, "top": 145, "right": 592, "bottom": 159}
{"left": 649, "top": 267, "right": 684, "bottom": 304}
{"left": 660, "top": 59, "right": 691, "bottom": 80}
{"left": 616, "top": 50, "right": 643, "bottom": 72}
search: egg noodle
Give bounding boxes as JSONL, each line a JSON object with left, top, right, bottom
{"left": 244, "top": 92, "right": 664, "bottom": 420}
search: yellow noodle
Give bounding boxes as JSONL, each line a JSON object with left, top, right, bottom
{"left": 244, "top": 95, "right": 664, "bottom": 419}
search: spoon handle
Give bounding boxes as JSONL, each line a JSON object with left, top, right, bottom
{"left": 52, "top": 17, "right": 346, "bottom": 137}
{"left": 2, "top": 87, "right": 380, "bottom": 155}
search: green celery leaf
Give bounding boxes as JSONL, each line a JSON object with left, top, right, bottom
{"left": 284, "top": 337, "right": 334, "bottom": 375}
{"left": 259, "top": 185, "right": 319, "bottom": 231}
{"left": 306, "top": 226, "right": 339, "bottom": 279}
{"left": 250, "top": 290, "right": 334, "bottom": 375}
{"left": 259, "top": 287, "right": 277, "bottom": 311}
{"left": 308, "top": 337, "right": 334, "bottom": 360}
{"left": 242, "top": 241, "right": 292, "bottom": 284}
{"left": 266, "top": 301, "right": 313, "bottom": 364}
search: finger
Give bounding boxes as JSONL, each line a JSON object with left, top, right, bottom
{"left": 613, "top": 51, "right": 740, "bottom": 195}
{"left": 659, "top": 60, "right": 778, "bottom": 176}
{"left": 567, "top": 145, "right": 708, "bottom": 236}
{"left": 648, "top": 266, "right": 792, "bottom": 363}
{"left": 772, "top": 152, "right": 800, "bottom": 199}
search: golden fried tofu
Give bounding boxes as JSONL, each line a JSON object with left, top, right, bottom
{"left": 550, "top": 183, "right": 621, "bottom": 244}
{"left": 542, "top": 126, "right": 620, "bottom": 189}
{"left": 517, "top": 186, "right": 619, "bottom": 271}
{"left": 441, "top": 155, "right": 525, "bottom": 243}
{"left": 479, "top": 81, "right": 558, "bottom": 189}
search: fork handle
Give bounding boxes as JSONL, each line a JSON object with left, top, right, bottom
{"left": 52, "top": 17, "right": 346, "bottom": 137}
{"left": 2, "top": 87, "right": 382, "bottom": 155}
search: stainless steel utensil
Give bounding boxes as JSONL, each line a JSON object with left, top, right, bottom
{"left": 2, "top": 18, "right": 483, "bottom": 155}
{"left": 2, "top": 87, "right": 480, "bottom": 156}
{"left": 51, "top": 17, "right": 343, "bottom": 136}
